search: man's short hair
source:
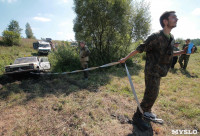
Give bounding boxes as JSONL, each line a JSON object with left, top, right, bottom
{"left": 80, "top": 41, "right": 85, "bottom": 44}
{"left": 160, "top": 11, "right": 176, "bottom": 28}
{"left": 186, "top": 38, "right": 190, "bottom": 41}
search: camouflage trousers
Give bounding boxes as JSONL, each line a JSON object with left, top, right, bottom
{"left": 134, "top": 74, "right": 161, "bottom": 118}
{"left": 81, "top": 61, "right": 88, "bottom": 78}
{"left": 171, "top": 56, "right": 178, "bottom": 68}
{"left": 178, "top": 54, "right": 190, "bottom": 69}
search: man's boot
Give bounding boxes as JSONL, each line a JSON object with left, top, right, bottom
{"left": 132, "top": 113, "right": 150, "bottom": 131}
{"left": 143, "top": 112, "right": 164, "bottom": 124}
{"left": 144, "top": 112, "right": 157, "bottom": 119}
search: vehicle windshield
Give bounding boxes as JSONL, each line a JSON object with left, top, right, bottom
{"left": 14, "top": 57, "right": 38, "bottom": 64}
{"left": 40, "top": 57, "right": 49, "bottom": 62}
{"left": 39, "top": 44, "right": 50, "bottom": 47}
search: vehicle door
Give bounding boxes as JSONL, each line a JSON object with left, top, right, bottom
{"left": 39, "top": 57, "right": 50, "bottom": 70}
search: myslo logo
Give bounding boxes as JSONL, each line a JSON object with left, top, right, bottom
{"left": 172, "top": 130, "right": 198, "bottom": 135}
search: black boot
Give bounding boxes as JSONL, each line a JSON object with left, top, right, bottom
{"left": 132, "top": 113, "right": 150, "bottom": 131}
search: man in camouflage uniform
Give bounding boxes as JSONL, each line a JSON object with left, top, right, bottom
{"left": 171, "top": 42, "right": 180, "bottom": 69}
{"left": 119, "top": 11, "right": 188, "bottom": 130}
{"left": 79, "top": 41, "right": 90, "bottom": 80}
{"left": 50, "top": 41, "right": 55, "bottom": 51}
{"left": 178, "top": 39, "right": 196, "bottom": 70}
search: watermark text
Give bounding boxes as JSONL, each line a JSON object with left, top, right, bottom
{"left": 172, "top": 130, "right": 198, "bottom": 135}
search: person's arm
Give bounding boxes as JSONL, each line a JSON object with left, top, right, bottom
{"left": 119, "top": 50, "right": 139, "bottom": 63}
{"left": 81, "top": 47, "right": 90, "bottom": 58}
{"left": 119, "top": 33, "right": 157, "bottom": 63}
{"left": 173, "top": 45, "right": 187, "bottom": 56}
{"left": 173, "top": 50, "right": 186, "bottom": 56}
{"left": 85, "top": 47, "right": 90, "bottom": 56}
{"left": 173, "top": 46, "right": 196, "bottom": 56}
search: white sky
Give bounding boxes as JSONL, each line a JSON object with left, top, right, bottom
{"left": 146, "top": 0, "right": 200, "bottom": 39}
{"left": 0, "top": 0, "right": 200, "bottom": 41}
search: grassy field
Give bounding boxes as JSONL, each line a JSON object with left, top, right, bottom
{"left": 0, "top": 38, "right": 199, "bottom": 136}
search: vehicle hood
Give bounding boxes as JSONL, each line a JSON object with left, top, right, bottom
{"left": 5, "top": 62, "right": 38, "bottom": 68}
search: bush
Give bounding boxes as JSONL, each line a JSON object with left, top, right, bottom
{"left": 48, "top": 45, "right": 81, "bottom": 72}
{"left": 2, "top": 30, "right": 20, "bottom": 46}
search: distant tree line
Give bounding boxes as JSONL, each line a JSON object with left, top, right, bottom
{"left": 176, "top": 38, "right": 200, "bottom": 49}
{"left": 1, "top": 20, "right": 35, "bottom": 46}
{"left": 191, "top": 39, "right": 200, "bottom": 46}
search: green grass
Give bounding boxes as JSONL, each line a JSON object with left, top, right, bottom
{"left": 0, "top": 39, "right": 199, "bottom": 135}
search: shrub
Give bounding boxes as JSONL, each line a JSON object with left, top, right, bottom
{"left": 48, "top": 45, "right": 81, "bottom": 72}
{"left": 2, "top": 30, "right": 20, "bottom": 46}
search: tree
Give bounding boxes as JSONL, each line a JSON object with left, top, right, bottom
{"left": 73, "top": 0, "right": 151, "bottom": 65}
{"left": 7, "top": 20, "right": 22, "bottom": 34}
{"left": 131, "top": 0, "right": 151, "bottom": 41}
{"left": 25, "top": 23, "right": 35, "bottom": 39}
{"left": 191, "top": 38, "right": 200, "bottom": 46}
{"left": 2, "top": 20, "right": 22, "bottom": 46}
{"left": 2, "top": 30, "right": 20, "bottom": 46}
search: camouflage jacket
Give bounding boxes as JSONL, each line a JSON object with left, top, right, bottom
{"left": 80, "top": 46, "right": 90, "bottom": 62}
{"left": 136, "top": 30, "right": 174, "bottom": 77}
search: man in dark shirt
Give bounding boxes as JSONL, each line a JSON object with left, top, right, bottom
{"left": 119, "top": 11, "right": 188, "bottom": 130}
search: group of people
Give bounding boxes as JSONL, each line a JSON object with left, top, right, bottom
{"left": 171, "top": 39, "right": 197, "bottom": 70}
{"left": 78, "top": 11, "right": 197, "bottom": 131}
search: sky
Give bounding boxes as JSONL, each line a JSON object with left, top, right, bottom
{"left": 0, "top": 0, "right": 200, "bottom": 41}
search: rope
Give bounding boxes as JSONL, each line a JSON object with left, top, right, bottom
{"left": 125, "top": 63, "right": 143, "bottom": 114}
{"left": 31, "top": 62, "right": 120, "bottom": 75}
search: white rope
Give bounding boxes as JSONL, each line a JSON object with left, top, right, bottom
{"left": 125, "top": 63, "right": 143, "bottom": 114}
{"left": 31, "top": 62, "right": 120, "bottom": 75}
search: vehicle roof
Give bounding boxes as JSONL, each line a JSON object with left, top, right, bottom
{"left": 38, "top": 41, "right": 50, "bottom": 44}
{"left": 16, "top": 56, "right": 38, "bottom": 59}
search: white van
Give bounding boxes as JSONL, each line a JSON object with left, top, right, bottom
{"left": 38, "top": 41, "right": 51, "bottom": 55}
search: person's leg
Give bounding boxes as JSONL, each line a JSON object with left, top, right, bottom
{"left": 178, "top": 55, "right": 184, "bottom": 68}
{"left": 183, "top": 55, "right": 190, "bottom": 69}
{"left": 81, "top": 61, "right": 86, "bottom": 79}
{"left": 140, "top": 74, "right": 161, "bottom": 112}
{"left": 83, "top": 62, "right": 88, "bottom": 79}
{"left": 171, "top": 56, "right": 178, "bottom": 68}
{"left": 133, "top": 74, "right": 161, "bottom": 130}
{"left": 174, "top": 56, "right": 178, "bottom": 68}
